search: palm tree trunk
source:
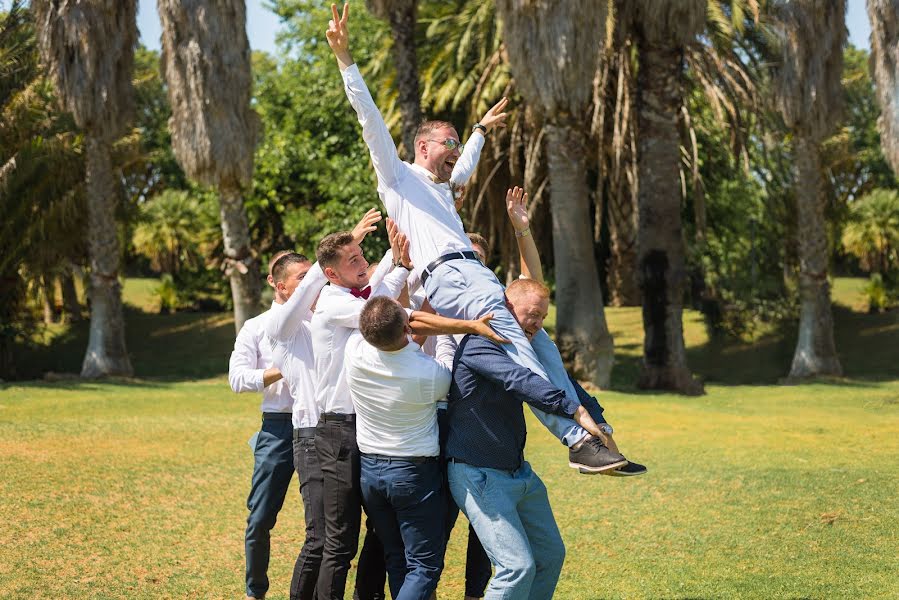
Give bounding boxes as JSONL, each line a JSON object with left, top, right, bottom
{"left": 220, "top": 185, "right": 260, "bottom": 333}
{"left": 607, "top": 187, "right": 640, "bottom": 306}
{"left": 634, "top": 43, "right": 703, "bottom": 395}
{"left": 41, "top": 272, "right": 56, "bottom": 324}
{"left": 545, "top": 122, "right": 615, "bottom": 388}
{"left": 384, "top": 0, "right": 421, "bottom": 158}
{"left": 81, "top": 136, "right": 132, "bottom": 378}
{"left": 788, "top": 136, "right": 842, "bottom": 378}
{"left": 60, "top": 264, "right": 82, "bottom": 322}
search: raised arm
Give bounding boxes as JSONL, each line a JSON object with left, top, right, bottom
{"left": 506, "top": 186, "right": 543, "bottom": 283}
{"left": 450, "top": 97, "right": 510, "bottom": 189}
{"left": 326, "top": 3, "right": 405, "bottom": 188}
{"left": 264, "top": 262, "right": 328, "bottom": 343}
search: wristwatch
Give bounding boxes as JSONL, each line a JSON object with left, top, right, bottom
{"left": 472, "top": 123, "right": 487, "bottom": 135}
{"left": 394, "top": 258, "right": 411, "bottom": 270}
{"left": 599, "top": 423, "right": 614, "bottom": 436}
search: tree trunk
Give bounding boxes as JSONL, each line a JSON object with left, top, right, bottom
{"left": 61, "top": 264, "right": 82, "bottom": 322}
{"left": 607, "top": 187, "right": 640, "bottom": 306}
{"left": 545, "top": 122, "right": 615, "bottom": 388}
{"left": 788, "top": 136, "right": 842, "bottom": 378}
{"left": 220, "top": 185, "right": 260, "bottom": 333}
{"left": 41, "top": 272, "right": 57, "bottom": 324}
{"left": 384, "top": 0, "right": 421, "bottom": 158}
{"left": 81, "top": 136, "right": 133, "bottom": 378}
{"left": 634, "top": 43, "right": 703, "bottom": 395}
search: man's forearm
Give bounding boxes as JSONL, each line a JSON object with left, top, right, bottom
{"left": 409, "top": 311, "right": 478, "bottom": 336}
{"left": 263, "top": 367, "right": 283, "bottom": 388}
{"left": 334, "top": 49, "right": 354, "bottom": 71}
{"left": 573, "top": 406, "right": 608, "bottom": 443}
{"left": 517, "top": 232, "right": 543, "bottom": 283}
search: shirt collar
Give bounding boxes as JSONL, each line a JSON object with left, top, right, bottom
{"left": 409, "top": 162, "right": 448, "bottom": 185}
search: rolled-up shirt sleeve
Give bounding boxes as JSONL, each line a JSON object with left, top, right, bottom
{"left": 228, "top": 322, "right": 264, "bottom": 393}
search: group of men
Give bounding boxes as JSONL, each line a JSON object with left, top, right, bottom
{"left": 227, "top": 4, "right": 645, "bottom": 599}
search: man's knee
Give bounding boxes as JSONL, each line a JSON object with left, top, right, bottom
{"left": 247, "top": 506, "right": 279, "bottom": 534}
{"left": 537, "top": 537, "right": 565, "bottom": 575}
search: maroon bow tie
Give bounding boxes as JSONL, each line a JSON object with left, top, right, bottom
{"left": 350, "top": 286, "right": 371, "bottom": 300}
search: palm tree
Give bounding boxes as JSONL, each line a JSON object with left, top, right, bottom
{"left": 157, "top": 0, "right": 261, "bottom": 333}
{"left": 365, "top": 0, "right": 421, "bottom": 158}
{"left": 618, "top": 0, "right": 706, "bottom": 394}
{"left": 495, "top": 0, "right": 615, "bottom": 387}
{"left": 868, "top": 0, "right": 899, "bottom": 174}
{"left": 771, "top": 0, "right": 845, "bottom": 379}
{"left": 33, "top": 0, "right": 136, "bottom": 378}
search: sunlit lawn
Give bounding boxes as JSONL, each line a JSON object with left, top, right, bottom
{"left": 1, "top": 278, "right": 897, "bottom": 598}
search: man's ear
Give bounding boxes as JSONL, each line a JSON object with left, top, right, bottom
{"left": 324, "top": 266, "right": 339, "bottom": 283}
{"left": 416, "top": 138, "right": 428, "bottom": 159}
{"left": 266, "top": 274, "right": 275, "bottom": 288}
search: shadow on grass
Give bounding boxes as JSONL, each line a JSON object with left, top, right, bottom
{"left": 610, "top": 305, "right": 899, "bottom": 391}
{"left": 14, "top": 306, "right": 235, "bottom": 382}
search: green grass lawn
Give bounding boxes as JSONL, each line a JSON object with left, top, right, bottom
{"left": 2, "top": 278, "right": 898, "bottom": 598}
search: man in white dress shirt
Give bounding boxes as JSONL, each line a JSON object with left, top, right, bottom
{"left": 346, "top": 296, "right": 451, "bottom": 600}
{"left": 325, "top": 4, "right": 620, "bottom": 476}
{"left": 311, "top": 226, "right": 507, "bottom": 600}
{"left": 229, "top": 253, "right": 304, "bottom": 600}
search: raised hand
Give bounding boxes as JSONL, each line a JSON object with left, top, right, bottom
{"left": 351, "top": 207, "right": 382, "bottom": 244}
{"left": 478, "top": 97, "right": 510, "bottom": 132}
{"left": 387, "top": 218, "right": 413, "bottom": 268}
{"left": 472, "top": 313, "right": 511, "bottom": 344}
{"left": 452, "top": 184, "right": 466, "bottom": 212}
{"left": 325, "top": 3, "right": 353, "bottom": 67}
{"left": 505, "top": 186, "right": 529, "bottom": 232}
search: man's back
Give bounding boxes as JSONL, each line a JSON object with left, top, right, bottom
{"left": 346, "top": 333, "right": 450, "bottom": 458}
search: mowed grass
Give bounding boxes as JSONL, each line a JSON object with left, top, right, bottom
{"left": 2, "top": 278, "right": 898, "bottom": 598}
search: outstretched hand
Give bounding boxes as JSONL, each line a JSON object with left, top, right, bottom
{"left": 478, "top": 97, "right": 510, "bottom": 132}
{"left": 506, "top": 186, "right": 529, "bottom": 232}
{"left": 325, "top": 3, "right": 353, "bottom": 67}
{"left": 472, "top": 313, "right": 511, "bottom": 344}
{"left": 351, "top": 207, "right": 382, "bottom": 245}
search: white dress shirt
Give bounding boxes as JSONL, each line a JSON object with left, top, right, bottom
{"left": 228, "top": 306, "right": 293, "bottom": 413}
{"left": 406, "top": 270, "right": 438, "bottom": 358}
{"left": 311, "top": 257, "right": 410, "bottom": 415}
{"left": 263, "top": 262, "right": 328, "bottom": 428}
{"left": 342, "top": 64, "right": 485, "bottom": 276}
{"left": 345, "top": 333, "right": 451, "bottom": 457}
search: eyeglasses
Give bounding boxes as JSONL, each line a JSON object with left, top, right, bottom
{"left": 427, "top": 138, "right": 463, "bottom": 152}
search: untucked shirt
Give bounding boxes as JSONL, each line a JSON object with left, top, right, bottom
{"left": 346, "top": 333, "right": 450, "bottom": 457}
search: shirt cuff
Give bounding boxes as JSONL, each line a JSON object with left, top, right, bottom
{"left": 252, "top": 368, "right": 266, "bottom": 392}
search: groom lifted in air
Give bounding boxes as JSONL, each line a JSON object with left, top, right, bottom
{"left": 326, "top": 2, "right": 625, "bottom": 473}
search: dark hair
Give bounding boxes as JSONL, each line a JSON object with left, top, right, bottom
{"left": 316, "top": 231, "right": 355, "bottom": 270}
{"left": 414, "top": 119, "right": 456, "bottom": 146}
{"left": 271, "top": 252, "right": 310, "bottom": 283}
{"left": 359, "top": 296, "right": 407, "bottom": 350}
{"left": 268, "top": 250, "right": 293, "bottom": 277}
{"left": 467, "top": 232, "right": 491, "bottom": 263}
